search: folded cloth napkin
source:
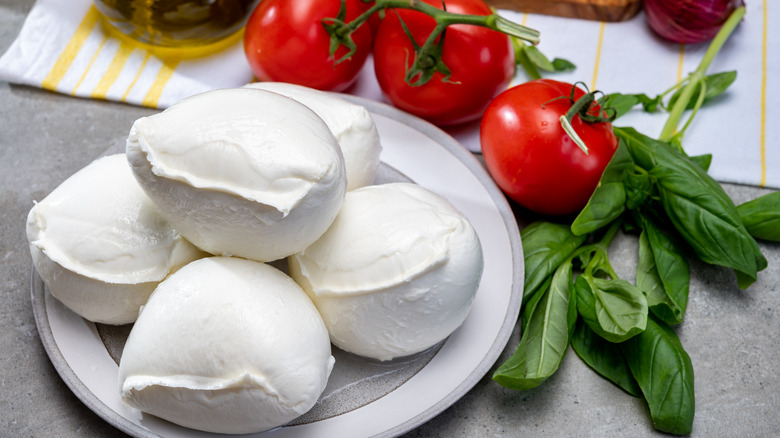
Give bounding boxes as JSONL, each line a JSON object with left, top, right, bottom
{"left": 1, "top": 0, "right": 776, "bottom": 189}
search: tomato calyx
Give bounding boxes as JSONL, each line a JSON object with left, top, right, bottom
{"left": 321, "top": 2, "right": 360, "bottom": 65}
{"left": 552, "top": 82, "right": 617, "bottom": 155}
{"left": 323, "top": 0, "right": 540, "bottom": 86}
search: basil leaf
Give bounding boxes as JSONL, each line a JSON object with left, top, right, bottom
{"left": 551, "top": 57, "right": 576, "bottom": 72}
{"left": 687, "top": 153, "right": 712, "bottom": 172}
{"left": 494, "top": 261, "right": 575, "bottom": 390}
{"left": 737, "top": 191, "right": 780, "bottom": 242}
{"left": 668, "top": 70, "right": 737, "bottom": 110}
{"left": 636, "top": 215, "right": 689, "bottom": 325}
{"left": 624, "top": 167, "right": 652, "bottom": 210}
{"left": 522, "top": 221, "right": 587, "bottom": 303}
{"left": 571, "top": 141, "right": 633, "bottom": 235}
{"left": 575, "top": 275, "right": 648, "bottom": 343}
{"left": 571, "top": 319, "right": 641, "bottom": 397}
{"left": 601, "top": 93, "right": 662, "bottom": 119}
{"left": 615, "top": 126, "right": 767, "bottom": 288}
{"left": 515, "top": 44, "right": 541, "bottom": 80}
{"left": 621, "top": 316, "right": 695, "bottom": 435}
{"left": 521, "top": 275, "right": 551, "bottom": 335}
{"left": 524, "top": 45, "right": 555, "bottom": 71}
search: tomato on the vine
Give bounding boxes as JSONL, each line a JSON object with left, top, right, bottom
{"left": 243, "top": 0, "right": 373, "bottom": 92}
{"left": 480, "top": 79, "right": 619, "bottom": 216}
{"left": 372, "top": 0, "right": 515, "bottom": 126}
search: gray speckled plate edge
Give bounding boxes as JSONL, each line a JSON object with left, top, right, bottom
{"left": 30, "top": 94, "right": 524, "bottom": 438}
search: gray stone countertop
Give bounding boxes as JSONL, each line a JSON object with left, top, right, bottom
{"left": 1, "top": 2, "right": 778, "bottom": 437}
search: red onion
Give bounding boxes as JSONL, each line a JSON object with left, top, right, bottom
{"left": 644, "top": 0, "right": 746, "bottom": 44}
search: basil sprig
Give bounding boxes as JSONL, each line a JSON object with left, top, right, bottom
{"left": 616, "top": 126, "right": 767, "bottom": 288}
{"left": 494, "top": 7, "right": 771, "bottom": 436}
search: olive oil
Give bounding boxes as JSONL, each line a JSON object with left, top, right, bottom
{"left": 94, "top": 0, "right": 259, "bottom": 55}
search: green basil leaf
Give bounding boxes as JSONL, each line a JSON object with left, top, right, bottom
{"left": 668, "top": 70, "right": 737, "bottom": 110}
{"left": 624, "top": 168, "right": 653, "bottom": 210}
{"left": 571, "top": 319, "right": 642, "bottom": 397}
{"left": 493, "top": 261, "right": 575, "bottom": 390}
{"left": 601, "top": 93, "right": 641, "bottom": 119}
{"left": 521, "top": 275, "right": 551, "bottom": 335}
{"left": 524, "top": 45, "right": 555, "bottom": 71}
{"left": 601, "top": 93, "right": 663, "bottom": 119}
{"left": 687, "top": 153, "right": 712, "bottom": 172}
{"left": 737, "top": 191, "right": 780, "bottom": 242}
{"left": 615, "top": 126, "right": 767, "bottom": 288}
{"left": 636, "top": 215, "right": 689, "bottom": 325}
{"left": 522, "top": 221, "right": 587, "bottom": 303}
{"left": 571, "top": 141, "right": 633, "bottom": 236}
{"left": 575, "top": 275, "right": 648, "bottom": 343}
{"left": 620, "top": 316, "right": 695, "bottom": 435}
{"left": 551, "top": 57, "right": 576, "bottom": 72}
{"left": 515, "top": 44, "right": 542, "bottom": 80}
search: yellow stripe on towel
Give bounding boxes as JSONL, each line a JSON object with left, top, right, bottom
{"left": 142, "top": 58, "right": 180, "bottom": 108}
{"left": 41, "top": 6, "right": 101, "bottom": 91}
{"left": 591, "top": 22, "right": 606, "bottom": 90}
{"left": 122, "top": 52, "right": 152, "bottom": 102}
{"left": 92, "top": 40, "right": 135, "bottom": 99}
{"left": 70, "top": 33, "right": 108, "bottom": 95}
{"left": 760, "top": 0, "right": 768, "bottom": 187}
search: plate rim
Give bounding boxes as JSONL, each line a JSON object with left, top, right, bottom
{"left": 29, "top": 95, "right": 524, "bottom": 438}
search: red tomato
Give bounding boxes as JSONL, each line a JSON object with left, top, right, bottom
{"left": 372, "top": 0, "right": 515, "bottom": 126}
{"left": 243, "top": 0, "right": 373, "bottom": 92}
{"left": 480, "top": 79, "right": 619, "bottom": 216}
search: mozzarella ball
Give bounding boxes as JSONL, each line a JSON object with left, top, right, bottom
{"left": 26, "top": 154, "right": 205, "bottom": 324}
{"left": 288, "top": 183, "right": 484, "bottom": 361}
{"left": 125, "top": 87, "right": 347, "bottom": 262}
{"left": 118, "top": 256, "right": 334, "bottom": 434}
{"left": 243, "top": 82, "right": 382, "bottom": 190}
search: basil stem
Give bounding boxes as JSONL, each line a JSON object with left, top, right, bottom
{"left": 621, "top": 316, "right": 695, "bottom": 435}
{"left": 659, "top": 6, "right": 746, "bottom": 142}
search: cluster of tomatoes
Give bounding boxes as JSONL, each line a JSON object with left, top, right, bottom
{"left": 243, "top": 0, "right": 618, "bottom": 216}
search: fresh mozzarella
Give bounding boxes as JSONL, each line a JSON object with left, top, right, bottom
{"left": 243, "top": 82, "right": 382, "bottom": 191}
{"left": 26, "top": 154, "right": 204, "bottom": 324}
{"left": 125, "top": 87, "right": 347, "bottom": 262}
{"left": 119, "top": 256, "right": 334, "bottom": 434}
{"left": 288, "top": 183, "right": 484, "bottom": 361}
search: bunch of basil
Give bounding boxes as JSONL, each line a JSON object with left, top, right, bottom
{"left": 492, "top": 6, "right": 779, "bottom": 435}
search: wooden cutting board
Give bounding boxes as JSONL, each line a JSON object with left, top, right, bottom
{"left": 486, "top": 0, "right": 643, "bottom": 22}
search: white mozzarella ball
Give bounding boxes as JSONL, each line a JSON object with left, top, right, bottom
{"left": 288, "top": 183, "right": 484, "bottom": 361}
{"left": 243, "top": 81, "right": 382, "bottom": 191}
{"left": 118, "top": 256, "right": 335, "bottom": 434}
{"left": 125, "top": 87, "right": 347, "bottom": 262}
{"left": 26, "top": 154, "right": 204, "bottom": 324}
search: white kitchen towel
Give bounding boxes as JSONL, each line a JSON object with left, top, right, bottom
{"left": 0, "top": 0, "right": 776, "bottom": 189}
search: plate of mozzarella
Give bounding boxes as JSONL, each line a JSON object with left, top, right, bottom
{"left": 28, "top": 83, "right": 523, "bottom": 438}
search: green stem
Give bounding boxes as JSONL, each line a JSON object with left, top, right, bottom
{"left": 659, "top": 6, "right": 745, "bottom": 141}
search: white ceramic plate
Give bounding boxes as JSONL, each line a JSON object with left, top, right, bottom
{"left": 30, "top": 96, "right": 523, "bottom": 438}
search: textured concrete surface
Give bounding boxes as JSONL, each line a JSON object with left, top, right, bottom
{"left": 1, "top": 1, "right": 779, "bottom": 437}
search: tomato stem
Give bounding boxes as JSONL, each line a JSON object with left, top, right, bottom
{"left": 560, "top": 115, "right": 589, "bottom": 155}
{"left": 558, "top": 84, "right": 616, "bottom": 155}
{"left": 324, "top": 0, "right": 540, "bottom": 86}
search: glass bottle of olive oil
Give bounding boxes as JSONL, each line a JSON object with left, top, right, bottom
{"left": 94, "top": 0, "right": 259, "bottom": 55}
